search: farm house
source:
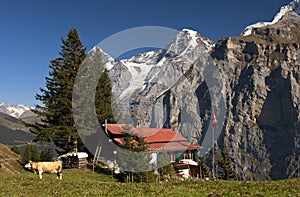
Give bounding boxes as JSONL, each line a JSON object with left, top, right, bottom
{"left": 104, "top": 124, "right": 201, "bottom": 164}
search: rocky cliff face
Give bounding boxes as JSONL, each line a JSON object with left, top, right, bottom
{"left": 93, "top": 10, "right": 300, "bottom": 180}
{"left": 210, "top": 11, "right": 300, "bottom": 180}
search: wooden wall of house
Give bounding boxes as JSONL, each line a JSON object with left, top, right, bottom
{"left": 61, "top": 156, "right": 88, "bottom": 168}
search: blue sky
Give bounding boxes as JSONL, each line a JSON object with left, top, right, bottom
{"left": 0, "top": 0, "right": 292, "bottom": 106}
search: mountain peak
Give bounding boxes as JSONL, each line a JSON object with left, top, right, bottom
{"left": 88, "top": 46, "right": 115, "bottom": 70}
{"left": 181, "top": 28, "right": 214, "bottom": 49}
{"left": 164, "top": 28, "right": 214, "bottom": 58}
{"left": 181, "top": 28, "right": 198, "bottom": 38}
{"left": 242, "top": 0, "right": 300, "bottom": 36}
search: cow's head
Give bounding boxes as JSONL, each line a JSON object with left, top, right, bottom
{"left": 24, "top": 160, "right": 32, "bottom": 169}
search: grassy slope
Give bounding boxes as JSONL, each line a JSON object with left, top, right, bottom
{"left": 0, "top": 144, "right": 25, "bottom": 174}
{"left": 0, "top": 168, "right": 299, "bottom": 197}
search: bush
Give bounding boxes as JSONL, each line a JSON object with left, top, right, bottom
{"left": 157, "top": 151, "right": 176, "bottom": 182}
{"left": 21, "top": 144, "right": 40, "bottom": 164}
{"left": 40, "top": 149, "right": 53, "bottom": 161}
{"left": 10, "top": 146, "right": 21, "bottom": 155}
{"left": 158, "top": 163, "right": 176, "bottom": 181}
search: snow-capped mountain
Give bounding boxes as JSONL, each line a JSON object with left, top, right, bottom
{"left": 79, "top": 7, "right": 300, "bottom": 180}
{"left": 242, "top": 0, "right": 300, "bottom": 36}
{"left": 0, "top": 103, "right": 36, "bottom": 118}
{"left": 92, "top": 28, "right": 214, "bottom": 116}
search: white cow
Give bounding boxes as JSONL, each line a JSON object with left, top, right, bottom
{"left": 25, "top": 161, "right": 62, "bottom": 180}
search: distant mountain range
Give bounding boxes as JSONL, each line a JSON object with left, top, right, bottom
{"left": 0, "top": 102, "right": 40, "bottom": 145}
{"left": 0, "top": 103, "right": 36, "bottom": 119}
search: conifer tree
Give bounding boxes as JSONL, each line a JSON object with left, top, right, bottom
{"left": 40, "top": 148, "right": 53, "bottom": 161}
{"left": 217, "top": 148, "right": 237, "bottom": 180}
{"left": 72, "top": 47, "right": 116, "bottom": 157}
{"left": 198, "top": 157, "right": 210, "bottom": 179}
{"left": 28, "top": 28, "right": 87, "bottom": 153}
{"left": 27, "top": 29, "right": 116, "bottom": 155}
{"left": 73, "top": 47, "right": 116, "bottom": 128}
{"left": 95, "top": 63, "right": 116, "bottom": 125}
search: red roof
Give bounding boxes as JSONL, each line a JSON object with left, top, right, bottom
{"left": 143, "top": 128, "right": 186, "bottom": 143}
{"left": 105, "top": 124, "right": 126, "bottom": 135}
{"left": 105, "top": 124, "right": 186, "bottom": 143}
{"left": 147, "top": 142, "right": 201, "bottom": 152}
{"left": 105, "top": 124, "right": 201, "bottom": 152}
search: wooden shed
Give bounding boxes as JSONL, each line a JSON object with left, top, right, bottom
{"left": 58, "top": 152, "right": 88, "bottom": 168}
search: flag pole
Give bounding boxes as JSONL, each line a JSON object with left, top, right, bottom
{"left": 212, "top": 109, "right": 217, "bottom": 180}
{"left": 212, "top": 125, "right": 215, "bottom": 179}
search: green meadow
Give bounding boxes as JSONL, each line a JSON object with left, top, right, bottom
{"left": 1, "top": 169, "right": 300, "bottom": 197}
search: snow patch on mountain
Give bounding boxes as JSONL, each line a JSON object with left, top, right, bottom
{"left": 118, "top": 60, "right": 154, "bottom": 100}
{"left": 182, "top": 28, "right": 198, "bottom": 48}
{"left": 0, "top": 103, "right": 35, "bottom": 118}
{"left": 242, "top": 0, "right": 300, "bottom": 36}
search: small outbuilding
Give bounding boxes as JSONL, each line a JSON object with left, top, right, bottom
{"left": 58, "top": 152, "right": 88, "bottom": 168}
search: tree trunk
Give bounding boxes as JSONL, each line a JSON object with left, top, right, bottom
{"left": 70, "top": 136, "right": 78, "bottom": 152}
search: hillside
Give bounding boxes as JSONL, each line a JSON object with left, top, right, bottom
{"left": 0, "top": 143, "right": 25, "bottom": 174}
{"left": 0, "top": 112, "right": 29, "bottom": 131}
{"left": 0, "top": 113, "right": 33, "bottom": 145}
{"left": 0, "top": 112, "right": 34, "bottom": 145}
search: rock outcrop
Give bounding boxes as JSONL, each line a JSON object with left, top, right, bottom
{"left": 211, "top": 11, "right": 300, "bottom": 180}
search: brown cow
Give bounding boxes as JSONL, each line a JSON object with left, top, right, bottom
{"left": 25, "top": 161, "right": 62, "bottom": 180}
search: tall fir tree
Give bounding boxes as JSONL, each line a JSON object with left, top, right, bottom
{"left": 71, "top": 47, "right": 117, "bottom": 157}
{"left": 94, "top": 48, "right": 116, "bottom": 125}
{"left": 28, "top": 28, "right": 87, "bottom": 153}
{"left": 27, "top": 29, "right": 116, "bottom": 155}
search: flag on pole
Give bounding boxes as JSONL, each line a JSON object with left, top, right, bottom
{"left": 212, "top": 110, "right": 217, "bottom": 127}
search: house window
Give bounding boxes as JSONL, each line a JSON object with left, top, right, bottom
{"left": 183, "top": 151, "right": 194, "bottom": 160}
{"left": 184, "top": 152, "right": 188, "bottom": 159}
{"left": 170, "top": 152, "right": 176, "bottom": 162}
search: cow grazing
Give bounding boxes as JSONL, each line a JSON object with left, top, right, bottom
{"left": 24, "top": 161, "right": 62, "bottom": 180}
